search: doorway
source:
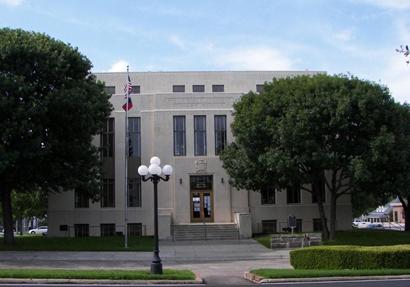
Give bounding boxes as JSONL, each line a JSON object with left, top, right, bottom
{"left": 190, "top": 175, "right": 214, "bottom": 223}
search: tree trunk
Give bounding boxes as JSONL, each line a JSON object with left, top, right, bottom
{"left": 312, "top": 170, "right": 329, "bottom": 240}
{"left": 1, "top": 184, "right": 15, "bottom": 244}
{"left": 398, "top": 195, "right": 410, "bottom": 232}
{"left": 329, "top": 191, "right": 337, "bottom": 240}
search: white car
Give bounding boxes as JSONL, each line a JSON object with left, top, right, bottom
{"left": 29, "top": 226, "right": 48, "bottom": 235}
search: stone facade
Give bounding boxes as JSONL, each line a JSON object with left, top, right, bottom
{"left": 47, "top": 71, "right": 352, "bottom": 238}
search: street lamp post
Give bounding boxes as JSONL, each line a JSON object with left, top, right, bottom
{"left": 138, "top": 156, "right": 173, "bottom": 275}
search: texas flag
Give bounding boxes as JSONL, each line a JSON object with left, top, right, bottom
{"left": 122, "top": 75, "right": 133, "bottom": 111}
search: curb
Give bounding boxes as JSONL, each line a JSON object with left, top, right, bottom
{"left": 244, "top": 272, "right": 410, "bottom": 284}
{"left": 0, "top": 277, "right": 204, "bottom": 285}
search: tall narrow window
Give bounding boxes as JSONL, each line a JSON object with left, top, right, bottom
{"left": 128, "top": 117, "right": 141, "bottom": 157}
{"left": 194, "top": 115, "right": 207, "bottom": 156}
{"left": 287, "top": 185, "right": 301, "bottom": 204}
{"left": 101, "top": 179, "right": 115, "bottom": 208}
{"left": 74, "top": 190, "right": 89, "bottom": 208}
{"left": 101, "top": 118, "right": 114, "bottom": 158}
{"left": 173, "top": 116, "right": 186, "bottom": 156}
{"left": 214, "top": 115, "right": 227, "bottom": 155}
{"left": 128, "top": 177, "right": 141, "bottom": 207}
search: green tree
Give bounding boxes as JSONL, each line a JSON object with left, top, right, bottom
{"left": 221, "top": 74, "right": 396, "bottom": 240}
{"left": 0, "top": 29, "right": 112, "bottom": 244}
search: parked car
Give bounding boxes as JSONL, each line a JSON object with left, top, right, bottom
{"left": 29, "top": 226, "right": 48, "bottom": 235}
{"left": 367, "top": 223, "right": 384, "bottom": 229}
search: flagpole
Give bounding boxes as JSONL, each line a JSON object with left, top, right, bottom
{"left": 124, "top": 66, "right": 130, "bottom": 248}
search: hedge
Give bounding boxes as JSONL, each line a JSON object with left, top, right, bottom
{"left": 290, "top": 245, "right": 410, "bottom": 269}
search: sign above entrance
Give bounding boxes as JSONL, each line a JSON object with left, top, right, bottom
{"left": 190, "top": 175, "right": 213, "bottom": 190}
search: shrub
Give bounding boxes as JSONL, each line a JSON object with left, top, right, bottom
{"left": 290, "top": 245, "right": 410, "bottom": 269}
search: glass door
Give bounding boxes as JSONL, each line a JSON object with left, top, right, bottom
{"left": 190, "top": 190, "right": 214, "bottom": 222}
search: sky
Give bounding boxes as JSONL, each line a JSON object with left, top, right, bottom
{"left": 1, "top": 0, "right": 410, "bottom": 102}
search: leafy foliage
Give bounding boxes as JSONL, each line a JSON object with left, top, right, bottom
{"left": 0, "top": 28, "right": 112, "bottom": 243}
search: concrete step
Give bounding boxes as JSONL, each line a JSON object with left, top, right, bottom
{"left": 172, "top": 223, "right": 239, "bottom": 241}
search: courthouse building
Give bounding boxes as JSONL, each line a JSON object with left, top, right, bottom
{"left": 48, "top": 71, "right": 352, "bottom": 239}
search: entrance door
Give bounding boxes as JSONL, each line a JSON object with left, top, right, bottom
{"left": 191, "top": 191, "right": 214, "bottom": 222}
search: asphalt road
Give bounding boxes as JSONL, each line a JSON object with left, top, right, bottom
{"left": 2, "top": 278, "right": 410, "bottom": 286}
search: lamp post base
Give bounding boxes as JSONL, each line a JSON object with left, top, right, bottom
{"left": 150, "top": 262, "right": 163, "bottom": 274}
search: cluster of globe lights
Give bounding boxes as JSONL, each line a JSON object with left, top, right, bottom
{"left": 138, "top": 156, "right": 173, "bottom": 177}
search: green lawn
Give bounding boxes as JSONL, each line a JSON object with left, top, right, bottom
{"left": 0, "top": 236, "right": 154, "bottom": 251}
{"left": 251, "top": 268, "right": 410, "bottom": 279}
{"left": 254, "top": 230, "right": 410, "bottom": 249}
{"left": 0, "top": 268, "right": 195, "bottom": 280}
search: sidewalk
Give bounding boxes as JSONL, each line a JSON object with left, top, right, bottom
{"left": 0, "top": 239, "right": 291, "bottom": 285}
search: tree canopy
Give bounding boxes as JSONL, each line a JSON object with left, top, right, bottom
{"left": 221, "top": 74, "right": 398, "bottom": 239}
{"left": 0, "top": 28, "right": 112, "bottom": 244}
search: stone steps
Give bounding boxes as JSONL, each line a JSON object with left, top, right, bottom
{"left": 172, "top": 224, "right": 239, "bottom": 241}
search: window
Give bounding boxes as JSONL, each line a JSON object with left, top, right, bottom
{"left": 212, "top": 85, "right": 224, "bottom": 92}
{"left": 295, "top": 219, "right": 302, "bottom": 232}
{"left": 256, "top": 84, "right": 264, "bottom": 93}
{"left": 101, "top": 179, "right": 115, "bottom": 208}
{"left": 261, "top": 188, "right": 275, "bottom": 205}
{"left": 287, "top": 185, "right": 301, "bottom": 204}
{"left": 214, "top": 115, "right": 227, "bottom": 155}
{"left": 104, "top": 86, "right": 115, "bottom": 95}
{"left": 194, "top": 115, "right": 207, "bottom": 156}
{"left": 128, "top": 223, "right": 143, "bottom": 236}
{"left": 190, "top": 175, "right": 213, "bottom": 190}
{"left": 312, "top": 189, "right": 326, "bottom": 203}
{"left": 74, "top": 224, "right": 89, "bottom": 237}
{"left": 74, "top": 190, "right": 89, "bottom": 208}
{"left": 101, "top": 118, "right": 114, "bottom": 158}
{"left": 59, "top": 225, "right": 68, "bottom": 232}
{"left": 313, "top": 218, "right": 324, "bottom": 232}
{"left": 173, "top": 116, "right": 186, "bottom": 156}
{"left": 173, "top": 85, "right": 185, "bottom": 93}
{"left": 128, "top": 117, "right": 141, "bottom": 157}
{"left": 262, "top": 220, "right": 277, "bottom": 234}
{"left": 193, "top": 85, "right": 205, "bottom": 92}
{"left": 100, "top": 224, "right": 115, "bottom": 236}
{"left": 130, "top": 85, "right": 140, "bottom": 94}
{"left": 128, "top": 177, "right": 141, "bottom": 207}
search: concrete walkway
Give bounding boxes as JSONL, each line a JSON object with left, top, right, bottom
{"left": 0, "top": 239, "right": 291, "bottom": 285}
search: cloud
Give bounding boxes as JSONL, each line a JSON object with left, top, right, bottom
{"left": 168, "top": 35, "right": 186, "bottom": 50}
{"left": 0, "top": 0, "right": 23, "bottom": 6}
{"left": 333, "top": 29, "right": 353, "bottom": 42}
{"left": 215, "top": 47, "right": 294, "bottom": 70}
{"left": 108, "top": 60, "right": 129, "bottom": 72}
{"left": 356, "top": 0, "right": 410, "bottom": 10}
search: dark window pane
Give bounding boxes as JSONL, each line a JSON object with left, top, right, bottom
{"left": 287, "top": 185, "right": 301, "bottom": 204}
{"left": 101, "top": 118, "right": 114, "bottom": 158}
{"left": 262, "top": 220, "right": 277, "bottom": 234}
{"left": 128, "top": 177, "right": 141, "bottom": 207}
{"left": 74, "top": 224, "right": 89, "bottom": 237}
{"left": 131, "top": 85, "right": 140, "bottom": 94}
{"left": 313, "top": 218, "right": 325, "bottom": 232}
{"left": 128, "top": 223, "right": 143, "bottom": 236}
{"left": 101, "top": 179, "right": 115, "bottom": 208}
{"left": 312, "top": 188, "right": 326, "bottom": 203}
{"left": 100, "top": 224, "right": 115, "bottom": 236}
{"left": 173, "top": 116, "right": 186, "bottom": 156}
{"left": 74, "top": 190, "right": 89, "bottom": 208}
{"left": 128, "top": 117, "right": 141, "bottom": 157}
{"left": 104, "top": 86, "right": 115, "bottom": 95}
{"left": 214, "top": 115, "right": 227, "bottom": 155}
{"left": 193, "top": 85, "right": 205, "bottom": 92}
{"left": 256, "top": 84, "right": 264, "bottom": 93}
{"left": 212, "top": 85, "right": 224, "bottom": 92}
{"left": 194, "top": 115, "right": 207, "bottom": 156}
{"left": 261, "top": 188, "right": 275, "bottom": 205}
{"left": 173, "top": 85, "right": 185, "bottom": 93}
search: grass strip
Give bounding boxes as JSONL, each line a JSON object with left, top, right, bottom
{"left": 0, "top": 269, "right": 195, "bottom": 280}
{"left": 0, "top": 236, "right": 154, "bottom": 251}
{"left": 251, "top": 268, "right": 410, "bottom": 279}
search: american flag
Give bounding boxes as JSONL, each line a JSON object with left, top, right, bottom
{"left": 122, "top": 74, "right": 133, "bottom": 111}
